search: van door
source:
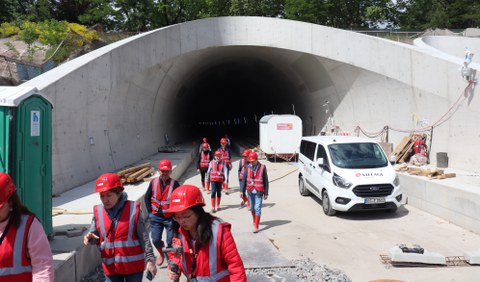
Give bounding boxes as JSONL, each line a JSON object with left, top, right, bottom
{"left": 310, "top": 144, "right": 332, "bottom": 195}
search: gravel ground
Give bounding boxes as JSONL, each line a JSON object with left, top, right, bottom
{"left": 81, "top": 258, "right": 351, "bottom": 282}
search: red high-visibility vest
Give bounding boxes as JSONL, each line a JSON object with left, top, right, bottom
{"left": 209, "top": 161, "right": 225, "bottom": 182}
{"left": 94, "top": 201, "right": 144, "bottom": 275}
{"left": 245, "top": 164, "right": 266, "bottom": 192}
{"left": 238, "top": 159, "right": 247, "bottom": 181}
{"left": 151, "top": 178, "right": 176, "bottom": 218}
{"left": 177, "top": 220, "right": 230, "bottom": 281}
{"left": 219, "top": 148, "right": 231, "bottom": 166}
{"left": 0, "top": 214, "right": 34, "bottom": 281}
{"left": 200, "top": 152, "right": 210, "bottom": 168}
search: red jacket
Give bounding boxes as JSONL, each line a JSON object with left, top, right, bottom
{"left": 170, "top": 219, "right": 246, "bottom": 282}
{"left": 94, "top": 201, "right": 144, "bottom": 275}
{"left": 245, "top": 163, "right": 266, "bottom": 192}
{"left": 0, "top": 214, "right": 34, "bottom": 281}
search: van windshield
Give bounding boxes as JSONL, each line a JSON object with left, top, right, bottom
{"left": 328, "top": 142, "right": 388, "bottom": 169}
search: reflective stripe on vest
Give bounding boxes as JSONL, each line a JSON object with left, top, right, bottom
{"left": 209, "top": 161, "right": 225, "bottom": 182}
{"left": 179, "top": 220, "right": 229, "bottom": 281}
{"left": 200, "top": 152, "right": 210, "bottom": 168}
{"left": 246, "top": 164, "right": 265, "bottom": 192}
{"left": 151, "top": 178, "right": 175, "bottom": 216}
{"left": 0, "top": 214, "right": 34, "bottom": 279}
{"left": 220, "top": 149, "right": 231, "bottom": 166}
{"left": 95, "top": 201, "right": 144, "bottom": 273}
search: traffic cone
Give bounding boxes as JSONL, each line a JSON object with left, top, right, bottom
{"left": 253, "top": 215, "right": 260, "bottom": 233}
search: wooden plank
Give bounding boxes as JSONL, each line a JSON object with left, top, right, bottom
{"left": 126, "top": 167, "right": 151, "bottom": 182}
{"left": 399, "top": 142, "right": 414, "bottom": 163}
{"left": 117, "top": 162, "right": 151, "bottom": 177}
{"left": 134, "top": 167, "right": 154, "bottom": 182}
{"left": 393, "top": 136, "right": 412, "bottom": 157}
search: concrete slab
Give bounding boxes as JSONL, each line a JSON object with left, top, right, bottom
{"left": 389, "top": 246, "right": 446, "bottom": 265}
{"left": 464, "top": 250, "right": 480, "bottom": 265}
{"left": 235, "top": 232, "right": 294, "bottom": 269}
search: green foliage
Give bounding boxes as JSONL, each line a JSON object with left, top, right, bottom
{"left": 0, "top": 22, "right": 21, "bottom": 38}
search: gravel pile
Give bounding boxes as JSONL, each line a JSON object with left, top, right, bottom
{"left": 246, "top": 258, "right": 352, "bottom": 282}
{"left": 81, "top": 258, "right": 351, "bottom": 282}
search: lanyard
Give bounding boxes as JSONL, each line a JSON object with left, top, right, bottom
{"left": 105, "top": 205, "right": 124, "bottom": 240}
{"left": 186, "top": 238, "right": 198, "bottom": 279}
{"left": 0, "top": 219, "right": 12, "bottom": 246}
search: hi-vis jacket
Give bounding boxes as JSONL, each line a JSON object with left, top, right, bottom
{"left": 218, "top": 147, "right": 232, "bottom": 167}
{"left": 240, "top": 163, "right": 269, "bottom": 195}
{"left": 94, "top": 201, "right": 144, "bottom": 275}
{"left": 237, "top": 159, "right": 248, "bottom": 181}
{"left": 170, "top": 219, "right": 246, "bottom": 282}
{"left": 0, "top": 214, "right": 34, "bottom": 281}
{"left": 206, "top": 160, "right": 228, "bottom": 183}
{"left": 150, "top": 178, "right": 178, "bottom": 218}
{"left": 199, "top": 151, "right": 212, "bottom": 169}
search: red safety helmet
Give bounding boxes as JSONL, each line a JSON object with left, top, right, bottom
{"left": 220, "top": 138, "right": 228, "bottom": 145}
{"left": 248, "top": 151, "right": 258, "bottom": 162}
{"left": 214, "top": 150, "right": 223, "bottom": 157}
{"left": 202, "top": 137, "right": 207, "bottom": 143}
{"left": 168, "top": 185, "right": 205, "bottom": 213}
{"left": 202, "top": 143, "right": 209, "bottom": 149}
{"left": 158, "top": 159, "right": 172, "bottom": 171}
{"left": 0, "top": 173, "right": 16, "bottom": 208}
{"left": 242, "top": 149, "right": 251, "bottom": 157}
{"left": 95, "top": 173, "right": 124, "bottom": 193}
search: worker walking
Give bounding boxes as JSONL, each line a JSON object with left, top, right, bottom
{"left": 0, "top": 172, "right": 55, "bottom": 282}
{"left": 238, "top": 149, "right": 251, "bottom": 209}
{"left": 240, "top": 151, "right": 269, "bottom": 233}
{"left": 217, "top": 138, "right": 232, "bottom": 194}
{"left": 166, "top": 185, "right": 247, "bottom": 282}
{"left": 206, "top": 150, "right": 229, "bottom": 213}
{"left": 84, "top": 173, "right": 157, "bottom": 281}
{"left": 197, "top": 143, "right": 213, "bottom": 192}
{"left": 198, "top": 137, "right": 211, "bottom": 154}
{"left": 144, "top": 159, "right": 180, "bottom": 266}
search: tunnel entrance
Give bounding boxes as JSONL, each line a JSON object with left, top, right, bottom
{"left": 174, "top": 47, "right": 308, "bottom": 145}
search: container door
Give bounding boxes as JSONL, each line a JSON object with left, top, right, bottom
{"left": 13, "top": 95, "right": 52, "bottom": 236}
{"left": 0, "top": 107, "right": 11, "bottom": 173}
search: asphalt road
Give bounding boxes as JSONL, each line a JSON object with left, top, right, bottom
{"left": 150, "top": 157, "right": 480, "bottom": 282}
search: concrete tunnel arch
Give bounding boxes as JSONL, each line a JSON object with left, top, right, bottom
{"left": 20, "top": 16, "right": 480, "bottom": 194}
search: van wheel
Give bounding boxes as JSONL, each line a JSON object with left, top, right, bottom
{"left": 298, "top": 176, "right": 310, "bottom": 196}
{"left": 322, "top": 190, "right": 336, "bottom": 216}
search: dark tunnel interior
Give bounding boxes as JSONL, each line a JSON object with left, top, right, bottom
{"left": 175, "top": 55, "right": 306, "bottom": 147}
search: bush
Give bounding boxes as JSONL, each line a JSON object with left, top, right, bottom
{"left": 0, "top": 22, "right": 20, "bottom": 38}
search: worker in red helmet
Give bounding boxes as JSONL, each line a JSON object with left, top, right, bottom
{"left": 240, "top": 151, "right": 269, "bottom": 233}
{"left": 197, "top": 143, "right": 213, "bottom": 192}
{"left": 205, "top": 150, "right": 229, "bottom": 212}
{"left": 144, "top": 159, "right": 181, "bottom": 267}
{"left": 166, "top": 185, "right": 246, "bottom": 282}
{"left": 84, "top": 173, "right": 157, "bottom": 281}
{"left": 0, "top": 172, "right": 54, "bottom": 282}
{"left": 217, "top": 137, "right": 232, "bottom": 194}
{"left": 238, "top": 149, "right": 251, "bottom": 209}
{"left": 198, "top": 137, "right": 211, "bottom": 154}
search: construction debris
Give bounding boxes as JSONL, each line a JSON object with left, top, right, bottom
{"left": 396, "top": 165, "right": 456, "bottom": 179}
{"left": 116, "top": 162, "right": 155, "bottom": 183}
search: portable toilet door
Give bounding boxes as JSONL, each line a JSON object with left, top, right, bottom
{"left": 12, "top": 91, "right": 53, "bottom": 236}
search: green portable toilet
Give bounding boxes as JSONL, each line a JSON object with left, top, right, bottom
{"left": 0, "top": 86, "right": 53, "bottom": 236}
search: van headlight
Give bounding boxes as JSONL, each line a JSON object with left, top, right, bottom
{"left": 332, "top": 173, "right": 352, "bottom": 189}
{"left": 393, "top": 175, "right": 400, "bottom": 186}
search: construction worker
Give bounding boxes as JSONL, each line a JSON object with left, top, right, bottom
{"left": 238, "top": 149, "right": 251, "bottom": 208}
{"left": 0, "top": 173, "right": 54, "bottom": 282}
{"left": 205, "top": 150, "right": 228, "bottom": 212}
{"left": 217, "top": 137, "right": 232, "bottom": 194}
{"left": 240, "top": 151, "right": 269, "bottom": 233}
{"left": 197, "top": 143, "right": 213, "bottom": 192}
{"left": 144, "top": 159, "right": 180, "bottom": 266}
{"left": 166, "top": 185, "right": 247, "bottom": 281}
{"left": 198, "top": 137, "right": 211, "bottom": 154}
{"left": 84, "top": 173, "right": 157, "bottom": 281}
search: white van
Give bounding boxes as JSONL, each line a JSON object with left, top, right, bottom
{"left": 298, "top": 136, "right": 403, "bottom": 216}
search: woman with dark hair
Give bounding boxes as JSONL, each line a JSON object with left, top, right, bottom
{"left": 166, "top": 184, "right": 246, "bottom": 282}
{"left": 0, "top": 172, "right": 54, "bottom": 281}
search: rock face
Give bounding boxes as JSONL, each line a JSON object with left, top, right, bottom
{"left": 0, "top": 38, "right": 47, "bottom": 85}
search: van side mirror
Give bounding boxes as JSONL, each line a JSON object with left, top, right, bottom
{"left": 390, "top": 155, "right": 397, "bottom": 165}
{"left": 316, "top": 157, "right": 326, "bottom": 168}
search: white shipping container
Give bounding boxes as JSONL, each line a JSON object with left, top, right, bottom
{"left": 259, "top": 114, "right": 302, "bottom": 160}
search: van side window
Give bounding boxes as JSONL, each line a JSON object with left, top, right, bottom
{"left": 300, "top": 140, "right": 316, "bottom": 161}
{"left": 316, "top": 145, "right": 330, "bottom": 172}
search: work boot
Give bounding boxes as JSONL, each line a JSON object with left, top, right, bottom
{"left": 201, "top": 181, "right": 206, "bottom": 191}
{"left": 211, "top": 198, "right": 216, "bottom": 212}
{"left": 216, "top": 197, "right": 221, "bottom": 211}
{"left": 253, "top": 215, "right": 260, "bottom": 233}
{"left": 251, "top": 211, "right": 256, "bottom": 223}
